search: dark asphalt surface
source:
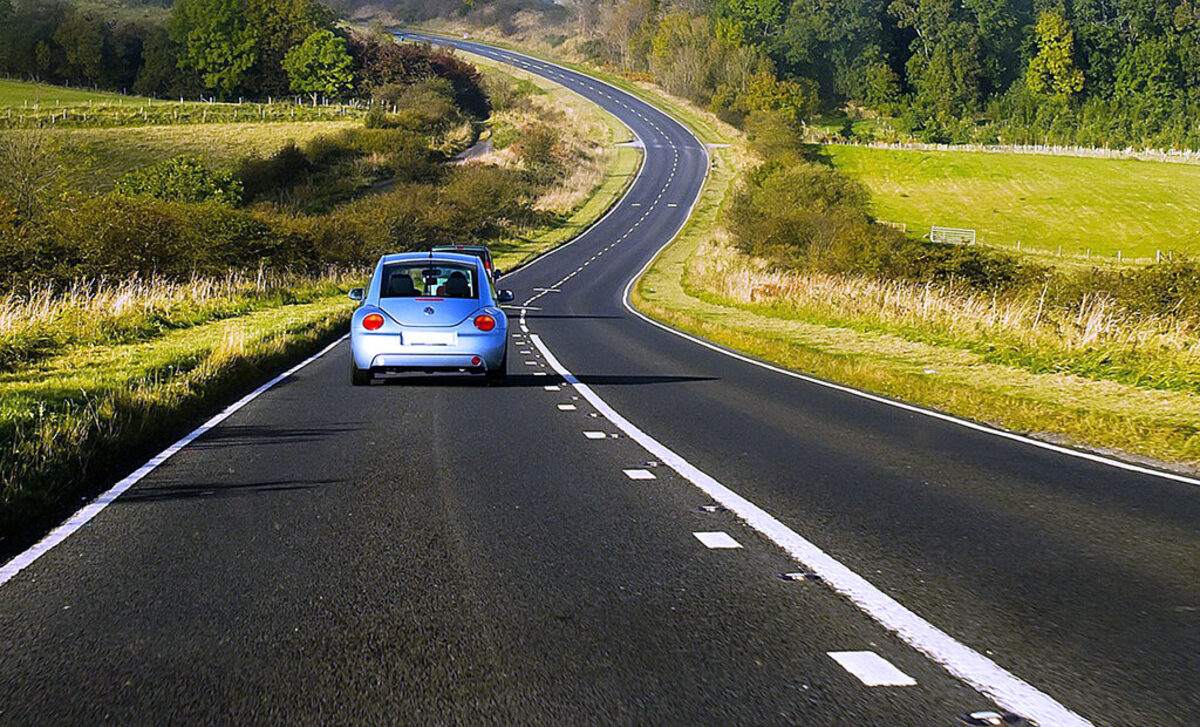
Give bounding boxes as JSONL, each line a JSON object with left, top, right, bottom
{"left": 1, "top": 35, "right": 1198, "bottom": 726}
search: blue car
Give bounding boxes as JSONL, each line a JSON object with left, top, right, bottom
{"left": 348, "top": 252, "right": 515, "bottom": 385}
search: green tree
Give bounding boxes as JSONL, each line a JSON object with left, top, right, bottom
{"left": 170, "top": 0, "right": 259, "bottom": 96}
{"left": 1026, "top": 10, "right": 1084, "bottom": 99}
{"left": 245, "top": 0, "right": 333, "bottom": 94}
{"left": 52, "top": 11, "right": 106, "bottom": 85}
{"left": 282, "top": 29, "right": 353, "bottom": 104}
{"left": 740, "top": 69, "right": 819, "bottom": 120}
{"left": 0, "top": 0, "right": 14, "bottom": 70}
{"left": 711, "top": 0, "right": 787, "bottom": 46}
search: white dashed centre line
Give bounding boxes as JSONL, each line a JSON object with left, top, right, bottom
{"left": 693, "top": 531, "right": 742, "bottom": 549}
{"left": 557, "top": 404, "right": 577, "bottom": 411}
{"left": 583, "top": 431, "right": 608, "bottom": 440}
{"left": 544, "top": 385, "right": 561, "bottom": 391}
{"left": 528, "top": 333, "right": 1091, "bottom": 727}
{"left": 828, "top": 652, "right": 918, "bottom": 687}
{"left": 623, "top": 468, "right": 656, "bottom": 480}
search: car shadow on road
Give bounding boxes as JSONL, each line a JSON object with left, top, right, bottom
{"left": 184, "top": 424, "right": 361, "bottom": 450}
{"left": 119, "top": 478, "right": 342, "bottom": 503}
{"left": 370, "top": 373, "right": 716, "bottom": 387}
{"left": 516, "top": 313, "right": 625, "bottom": 320}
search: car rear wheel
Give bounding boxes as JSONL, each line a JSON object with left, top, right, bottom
{"left": 486, "top": 349, "right": 507, "bottom": 385}
{"left": 351, "top": 360, "right": 371, "bottom": 386}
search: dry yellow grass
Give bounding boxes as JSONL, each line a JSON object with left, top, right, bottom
{"left": 692, "top": 237, "right": 1200, "bottom": 372}
{"left": 0, "top": 269, "right": 361, "bottom": 370}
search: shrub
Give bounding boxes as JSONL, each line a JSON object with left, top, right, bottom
{"left": 363, "top": 106, "right": 393, "bottom": 128}
{"left": 727, "top": 159, "right": 1046, "bottom": 292}
{"left": 1115, "top": 257, "right": 1200, "bottom": 318}
{"left": 115, "top": 157, "right": 243, "bottom": 206}
{"left": 513, "top": 123, "right": 563, "bottom": 182}
{"left": 236, "top": 143, "right": 312, "bottom": 200}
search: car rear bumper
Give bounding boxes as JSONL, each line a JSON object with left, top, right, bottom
{"left": 351, "top": 332, "right": 506, "bottom": 371}
{"left": 370, "top": 353, "right": 495, "bottom": 372}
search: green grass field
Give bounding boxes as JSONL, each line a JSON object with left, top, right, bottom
{"left": 47, "top": 120, "right": 358, "bottom": 190}
{"left": 824, "top": 145, "right": 1200, "bottom": 261}
{"left": 0, "top": 79, "right": 148, "bottom": 106}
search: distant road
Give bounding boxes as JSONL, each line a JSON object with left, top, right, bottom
{"left": 1, "top": 33, "right": 1197, "bottom": 726}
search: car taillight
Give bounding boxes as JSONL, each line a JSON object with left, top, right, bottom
{"left": 362, "top": 313, "right": 384, "bottom": 330}
{"left": 473, "top": 314, "right": 496, "bottom": 331}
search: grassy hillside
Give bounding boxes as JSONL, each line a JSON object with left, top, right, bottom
{"left": 0, "top": 79, "right": 148, "bottom": 106}
{"left": 49, "top": 121, "right": 359, "bottom": 191}
{"left": 825, "top": 145, "right": 1200, "bottom": 262}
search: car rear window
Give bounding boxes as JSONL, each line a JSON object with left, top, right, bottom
{"left": 379, "top": 261, "right": 478, "bottom": 299}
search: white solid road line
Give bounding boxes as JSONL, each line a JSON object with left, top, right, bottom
{"left": 828, "top": 651, "right": 918, "bottom": 687}
{"left": 693, "top": 531, "right": 742, "bottom": 549}
{"left": 529, "top": 333, "right": 1092, "bottom": 727}
{"left": 0, "top": 334, "right": 351, "bottom": 588}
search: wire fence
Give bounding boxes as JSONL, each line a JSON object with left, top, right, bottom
{"left": 1, "top": 75, "right": 373, "bottom": 129}
{"left": 878, "top": 219, "right": 1179, "bottom": 267}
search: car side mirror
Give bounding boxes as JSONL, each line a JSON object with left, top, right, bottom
{"left": 348, "top": 288, "right": 365, "bottom": 301}
{"left": 493, "top": 269, "right": 503, "bottom": 279}
{"left": 497, "top": 290, "right": 515, "bottom": 303}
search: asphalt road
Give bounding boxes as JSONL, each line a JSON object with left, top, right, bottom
{"left": 2, "top": 35, "right": 1198, "bottom": 726}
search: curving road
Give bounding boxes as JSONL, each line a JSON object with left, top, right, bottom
{"left": 1, "top": 35, "right": 1198, "bottom": 726}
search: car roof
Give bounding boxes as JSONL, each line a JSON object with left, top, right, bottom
{"left": 430, "top": 245, "right": 490, "bottom": 253}
{"left": 379, "top": 252, "right": 482, "bottom": 266}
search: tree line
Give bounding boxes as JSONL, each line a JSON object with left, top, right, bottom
{"left": 443, "top": 0, "right": 1200, "bottom": 149}
{"left": 0, "top": 0, "right": 486, "bottom": 107}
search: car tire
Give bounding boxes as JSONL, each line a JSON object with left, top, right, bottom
{"left": 351, "top": 360, "right": 371, "bottom": 386}
{"left": 486, "top": 349, "right": 507, "bottom": 385}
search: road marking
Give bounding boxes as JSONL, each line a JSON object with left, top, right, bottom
{"left": 584, "top": 431, "right": 608, "bottom": 439}
{"left": 623, "top": 468, "right": 656, "bottom": 480}
{"left": 544, "top": 385, "right": 561, "bottom": 391}
{"left": 529, "top": 333, "right": 1092, "bottom": 727}
{"left": 557, "top": 404, "right": 577, "bottom": 411}
{"left": 0, "top": 334, "right": 351, "bottom": 588}
{"left": 524, "top": 360, "right": 538, "bottom": 366}
{"left": 693, "top": 531, "right": 742, "bottom": 549}
{"left": 828, "top": 651, "right": 917, "bottom": 687}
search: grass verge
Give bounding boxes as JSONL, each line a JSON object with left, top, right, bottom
{"left": 0, "top": 283, "right": 356, "bottom": 553}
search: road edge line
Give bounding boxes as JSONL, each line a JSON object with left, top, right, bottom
{"left": 0, "top": 334, "right": 350, "bottom": 588}
{"left": 529, "top": 332, "right": 1093, "bottom": 727}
